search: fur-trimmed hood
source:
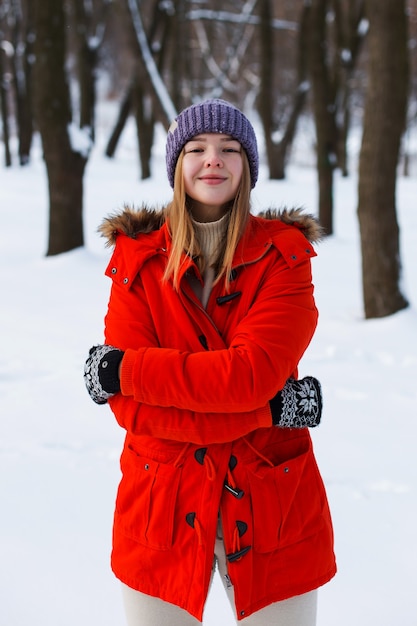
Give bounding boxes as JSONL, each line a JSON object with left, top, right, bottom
{"left": 98, "top": 205, "right": 323, "bottom": 248}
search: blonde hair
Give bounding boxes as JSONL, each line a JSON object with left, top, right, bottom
{"left": 163, "top": 150, "right": 252, "bottom": 291}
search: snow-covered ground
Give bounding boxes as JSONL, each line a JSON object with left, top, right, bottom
{"left": 1, "top": 111, "right": 416, "bottom": 625}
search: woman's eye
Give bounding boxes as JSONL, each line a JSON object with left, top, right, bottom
{"left": 222, "top": 143, "right": 241, "bottom": 153}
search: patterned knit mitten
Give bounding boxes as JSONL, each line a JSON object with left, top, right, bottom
{"left": 84, "top": 344, "right": 124, "bottom": 405}
{"left": 269, "top": 376, "right": 323, "bottom": 428}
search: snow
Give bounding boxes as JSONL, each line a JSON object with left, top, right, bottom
{"left": 0, "top": 40, "right": 15, "bottom": 57}
{"left": 341, "top": 49, "right": 352, "bottom": 64}
{"left": 67, "top": 123, "right": 93, "bottom": 157}
{"left": 1, "top": 112, "right": 416, "bottom": 626}
{"left": 358, "top": 18, "right": 369, "bottom": 37}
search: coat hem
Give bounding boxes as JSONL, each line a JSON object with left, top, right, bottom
{"left": 112, "top": 568, "right": 205, "bottom": 622}
{"left": 235, "top": 565, "right": 337, "bottom": 620}
{"left": 112, "top": 563, "right": 337, "bottom": 622}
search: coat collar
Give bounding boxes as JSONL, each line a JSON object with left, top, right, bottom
{"left": 99, "top": 205, "right": 322, "bottom": 246}
{"left": 99, "top": 205, "right": 323, "bottom": 283}
{"left": 237, "top": 209, "right": 322, "bottom": 268}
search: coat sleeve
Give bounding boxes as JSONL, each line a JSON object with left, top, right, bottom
{"left": 103, "top": 256, "right": 273, "bottom": 442}
{"left": 119, "top": 251, "right": 318, "bottom": 414}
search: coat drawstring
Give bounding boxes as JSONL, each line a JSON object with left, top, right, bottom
{"left": 173, "top": 442, "right": 191, "bottom": 468}
{"left": 224, "top": 437, "right": 274, "bottom": 500}
{"left": 185, "top": 511, "right": 204, "bottom": 545}
{"left": 224, "top": 464, "right": 244, "bottom": 499}
{"left": 204, "top": 452, "right": 216, "bottom": 481}
{"left": 185, "top": 446, "right": 218, "bottom": 548}
{"left": 194, "top": 516, "right": 204, "bottom": 545}
{"left": 194, "top": 447, "right": 217, "bottom": 481}
{"left": 242, "top": 436, "right": 275, "bottom": 467}
{"left": 232, "top": 524, "right": 241, "bottom": 556}
{"left": 226, "top": 466, "right": 237, "bottom": 491}
{"left": 226, "top": 521, "right": 252, "bottom": 563}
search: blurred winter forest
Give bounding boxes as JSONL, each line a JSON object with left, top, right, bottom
{"left": 1, "top": 0, "right": 416, "bottom": 318}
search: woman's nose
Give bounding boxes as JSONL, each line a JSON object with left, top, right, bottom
{"left": 205, "top": 148, "right": 223, "bottom": 167}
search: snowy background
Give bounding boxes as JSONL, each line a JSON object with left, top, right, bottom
{"left": 1, "top": 106, "right": 416, "bottom": 625}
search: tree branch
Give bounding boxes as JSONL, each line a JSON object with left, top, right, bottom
{"left": 126, "top": 0, "right": 177, "bottom": 126}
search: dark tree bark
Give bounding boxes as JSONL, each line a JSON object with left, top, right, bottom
{"left": 357, "top": 0, "right": 409, "bottom": 318}
{"left": 258, "top": 0, "right": 278, "bottom": 178}
{"left": 333, "top": 0, "right": 366, "bottom": 177}
{"left": 307, "top": 0, "right": 338, "bottom": 235}
{"left": 105, "top": 75, "right": 135, "bottom": 158}
{"left": 0, "top": 35, "right": 12, "bottom": 167}
{"left": 170, "top": 0, "right": 189, "bottom": 112}
{"left": 111, "top": 0, "right": 172, "bottom": 178}
{"left": 126, "top": 0, "right": 176, "bottom": 128}
{"left": 105, "top": 0, "right": 165, "bottom": 174}
{"left": 10, "top": 0, "right": 34, "bottom": 165}
{"left": 71, "top": 0, "right": 110, "bottom": 143}
{"left": 133, "top": 78, "right": 154, "bottom": 180}
{"left": 72, "top": 0, "right": 98, "bottom": 142}
{"left": 34, "top": 0, "right": 87, "bottom": 255}
{"left": 273, "top": 3, "right": 310, "bottom": 179}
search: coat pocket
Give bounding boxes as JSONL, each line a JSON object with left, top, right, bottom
{"left": 115, "top": 444, "right": 182, "bottom": 550}
{"left": 246, "top": 436, "right": 325, "bottom": 553}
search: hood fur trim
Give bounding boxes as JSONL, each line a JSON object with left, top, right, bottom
{"left": 99, "top": 205, "right": 167, "bottom": 247}
{"left": 99, "top": 205, "right": 323, "bottom": 247}
{"left": 258, "top": 207, "right": 324, "bottom": 244}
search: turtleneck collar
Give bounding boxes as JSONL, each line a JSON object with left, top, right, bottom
{"left": 191, "top": 211, "right": 229, "bottom": 267}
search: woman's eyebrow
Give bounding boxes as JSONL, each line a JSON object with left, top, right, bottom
{"left": 188, "top": 135, "right": 237, "bottom": 142}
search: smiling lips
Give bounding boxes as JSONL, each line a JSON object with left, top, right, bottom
{"left": 198, "top": 175, "right": 227, "bottom": 184}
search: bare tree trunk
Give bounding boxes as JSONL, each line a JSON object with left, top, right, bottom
{"left": 123, "top": 0, "right": 172, "bottom": 177}
{"left": 72, "top": 0, "right": 97, "bottom": 141}
{"left": 0, "top": 40, "right": 12, "bottom": 167}
{"left": 357, "top": 0, "right": 409, "bottom": 318}
{"left": 333, "top": 0, "right": 366, "bottom": 177}
{"left": 106, "top": 0, "right": 170, "bottom": 176}
{"left": 11, "top": 0, "right": 34, "bottom": 165}
{"left": 105, "top": 76, "right": 135, "bottom": 158}
{"left": 34, "top": 0, "right": 86, "bottom": 255}
{"left": 258, "top": 0, "right": 277, "bottom": 177}
{"left": 170, "top": 0, "right": 189, "bottom": 111}
{"left": 126, "top": 0, "right": 176, "bottom": 127}
{"left": 71, "top": 0, "right": 110, "bottom": 143}
{"left": 273, "top": 3, "right": 310, "bottom": 179}
{"left": 308, "top": 0, "right": 339, "bottom": 235}
{"left": 133, "top": 84, "right": 154, "bottom": 180}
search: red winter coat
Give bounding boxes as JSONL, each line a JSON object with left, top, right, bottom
{"left": 99, "top": 206, "right": 336, "bottom": 621}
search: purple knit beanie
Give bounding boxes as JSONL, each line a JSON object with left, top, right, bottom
{"left": 166, "top": 99, "right": 259, "bottom": 189}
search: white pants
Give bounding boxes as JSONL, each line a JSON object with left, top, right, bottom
{"left": 121, "top": 533, "right": 318, "bottom": 626}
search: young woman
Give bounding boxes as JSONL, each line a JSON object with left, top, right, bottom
{"left": 84, "top": 99, "right": 336, "bottom": 625}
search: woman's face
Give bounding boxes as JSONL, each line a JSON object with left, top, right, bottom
{"left": 182, "top": 133, "right": 243, "bottom": 222}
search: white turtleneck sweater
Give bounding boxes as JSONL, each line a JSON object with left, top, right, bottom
{"left": 190, "top": 212, "right": 229, "bottom": 308}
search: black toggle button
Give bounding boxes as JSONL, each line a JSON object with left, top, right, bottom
{"left": 224, "top": 482, "right": 244, "bottom": 499}
{"left": 226, "top": 545, "right": 252, "bottom": 562}
{"left": 199, "top": 335, "right": 209, "bottom": 350}
{"left": 194, "top": 448, "right": 207, "bottom": 464}
{"left": 216, "top": 291, "right": 242, "bottom": 305}
{"left": 236, "top": 520, "right": 248, "bottom": 537}
{"left": 185, "top": 512, "right": 196, "bottom": 528}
